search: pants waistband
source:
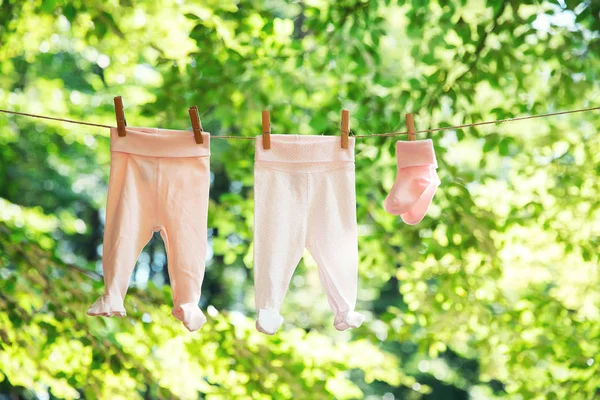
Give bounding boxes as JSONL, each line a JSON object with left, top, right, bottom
{"left": 255, "top": 134, "right": 355, "bottom": 163}
{"left": 110, "top": 127, "right": 210, "bottom": 158}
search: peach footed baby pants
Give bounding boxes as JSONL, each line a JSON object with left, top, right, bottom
{"left": 88, "top": 127, "right": 210, "bottom": 332}
{"left": 253, "top": 135, "right": 365, "bottom": 335}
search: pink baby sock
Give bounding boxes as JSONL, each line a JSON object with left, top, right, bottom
{"left": 384, "top": 139, "right": 439, "bottom": 224}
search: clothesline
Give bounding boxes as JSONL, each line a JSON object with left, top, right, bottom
{"left": 0, "top": 106, "right": 598, "bottom": 140}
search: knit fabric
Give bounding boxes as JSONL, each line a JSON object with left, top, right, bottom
{"left": 253, "top": 135, "right": 364, "bottom": 334}
{"left": 88, "top": 127, "right": 210, "bottom": 332}
{"left": 384, "top": 139, "right": 440, "bottom": 225}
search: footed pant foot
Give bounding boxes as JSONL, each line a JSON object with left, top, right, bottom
{"left": 172, "top": 303, "right": 207, "bottom": 332}
{"left": 333, "top": 310, "right": 365, "bottom": 331}
{"left": 87, "top": 295, "right": 126, "bottom": 317}
{"left": 256, "top": 308, "right": 284, "bottom": 335}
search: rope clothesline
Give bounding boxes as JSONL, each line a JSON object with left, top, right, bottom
{"left": 0, "top": 106, "right": 598, "bottom": 140}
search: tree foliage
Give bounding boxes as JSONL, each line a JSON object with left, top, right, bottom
{"left": 0, "top": 0, "right": 599, "bottom": 399}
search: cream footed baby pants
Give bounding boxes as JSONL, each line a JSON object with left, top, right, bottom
{"left": 88, "top": 127, "right": 210, "bottom": 332}
{"left": 253, "top": 135, "right": 365, "bottom": 334}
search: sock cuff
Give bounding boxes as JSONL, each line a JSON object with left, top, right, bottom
{"left": 396, "top": 139, "right": 437, "bottom": 169}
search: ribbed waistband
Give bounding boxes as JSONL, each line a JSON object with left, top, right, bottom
{"left": 255, "top": 135, "right": 354, "bottom": 163}
{"left": 110, "top": 127, "right": 210, "bottom": 158}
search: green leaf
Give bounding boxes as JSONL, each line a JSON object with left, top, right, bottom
{"left": 63, "top": 4, "right": 77, "bottom": 22}
{"left": 498, "top": 137, "right": 511, "bottom": 156}
{"left": 483, "top": 134, "right": 499, "bottom": 152}
{"left": 40, "top": 0, "right": 57, "bottom": 13}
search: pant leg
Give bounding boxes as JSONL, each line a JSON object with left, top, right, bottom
{"left": 157, "top": 156, "right": 210, "bottom": 332}
{"left": 88, "top": 153, "right": 156, "bottom": 317}
{"left": 253, "top": 162, "right": 307, "bottom": 335}
{"left": 306, "top": 165, "right": 365, "bottom": 331}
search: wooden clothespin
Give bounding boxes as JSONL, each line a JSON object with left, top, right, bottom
{"left": 188, "top": 106, "right": 204, "bottom": 144}
{"left": 262, "top": 110, "right": 271, "bottom": 150}
{"left": 341, "top": 109, "right": 349, "bottom": 149}
{"left": 114, "top": 96, "right": 127, "bottom": 137}
{"left": 406, "top": 113, "right": 416, "bottom": 141}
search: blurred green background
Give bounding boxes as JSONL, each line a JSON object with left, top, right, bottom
{"left": 0, "top": 0, "right": 599, "bottom": 399}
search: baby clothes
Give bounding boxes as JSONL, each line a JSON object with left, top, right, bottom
{"left": 88, "top": 127, "right": 210, "bottom": 332}
{"left": 384, "top": 139, "right": 440, "bottom": 225}
{"left": 253, "top": 135, "right": 365, "bottom": 335}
